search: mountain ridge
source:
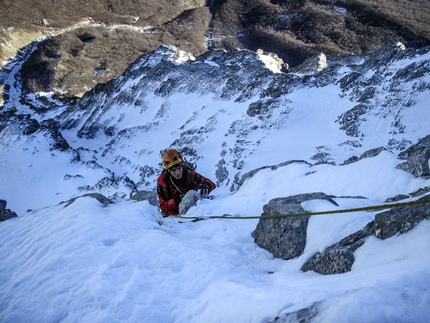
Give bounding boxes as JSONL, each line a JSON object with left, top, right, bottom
{"left": 2, "top": 0, "right": 429, "bottom": 97}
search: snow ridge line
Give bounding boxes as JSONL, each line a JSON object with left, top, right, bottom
{"left": 173, "top": 198, "right": 430, "bottom": 220}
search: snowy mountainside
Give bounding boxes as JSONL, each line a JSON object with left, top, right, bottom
{"left": 1, "top": 43, "right": 430, "bottom": 214}
{"left": 1, "top": 43, "right": 430, "bottom": 323}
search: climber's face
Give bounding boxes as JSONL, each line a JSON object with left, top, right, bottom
{"left": 169, "top": 165, "right": 183, "bottom": 180}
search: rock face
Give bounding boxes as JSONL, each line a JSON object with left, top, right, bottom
{"left": 40, "top": 119, "right": 70, "bottom": 151}
{"left": 0, "top": 199, "right": 18, "bottom": 222}
{"left": 60, "top": 193, "right": 114, "bottom": 208}
{"left": 341, "top": 146, "right": 388, "bottom": 165}
{"left": 301, "top": 194, "right": 430, "bottom": 275}
{"left": 289, "top": 53, "right": 327, "bottom": 76}
{"left": 301, "top": 222, "right": 373, "bottom": 275}
{"left": 251, "top": 193, "right": 338, "bottom": 260}
{"left": 373, "top": 195, "right": 430, "bottom": 239}
{"left": 130, "top": 190, "right": 158, "bottom": 206}
{"left": 396, "top": 134, "right": 430, "bottom": 178}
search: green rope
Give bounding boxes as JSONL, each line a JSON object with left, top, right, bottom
{"left": 172, "top": 197, "right": 430, "bottom": 220}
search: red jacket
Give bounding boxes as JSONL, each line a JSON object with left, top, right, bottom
{"left": 157, "top": 167, "right": 216, "bottom": 216}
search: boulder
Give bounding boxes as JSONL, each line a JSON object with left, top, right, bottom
{"left": 252, "top": 193, "right": 338, "bottom": 260}
{"left": 342, "top": 146, "right": 387, "bottom": 165}
{"left": 0, "top": 199, "right": 5, "bottom": 220}
{"left": 130, "top": 190, "right": 158, "bottom": 206}
{"left": 61, "top": 193, "right": 114, "bottom": 207}
{"left": 359, "top": 146, "right": 387, "bottom": 159}
{"left": 302, "top": 194, "right": 430, "bottom": 275}
{"left": 0, "top": 199, "right": 18, "bottom": 222}
{"left": 374, "top": 194, "right": 430, "bottom": 239}
{"left": 179, "top": 190, "right": 200, "bottom": 215}
{"left": 301, "top": 222, "right": 373, "bottom": 275}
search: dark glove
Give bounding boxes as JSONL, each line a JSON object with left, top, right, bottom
{"left": 198, "top": 183, "right": 210, "bottom": 198}
{"left": 173, "top": 193, "right": 183, "bottom": 205}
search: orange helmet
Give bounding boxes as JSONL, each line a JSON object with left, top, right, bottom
{"left": 162, "top": 149, "right": 183, "bottom": 169}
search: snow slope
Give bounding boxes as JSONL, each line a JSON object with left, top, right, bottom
{"left": 1, "top": 158, "right": 429, "bottom": 322}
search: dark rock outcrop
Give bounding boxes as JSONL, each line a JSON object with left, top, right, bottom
{"left": 237, "top": 160, "right": 311, "bottom": 190}
{"left": 396, "top": 134, "right": 430, "bottom": 178}
{"left": 40, "top": 119, "right": 70, "bottom": 151}
{"left": 130, "top": 190, "right": 158, "bottom": 206}
{"left": 0, "top": 199, "right": 18, "bottom": 222}
{"left": 374, "top": 194, "right": 430, "bottom": 239}
{"left": 60, "top": 193, "right": 114, "bottom": 207}
{"left": 301, "top": 221, "right": 373, "bottom": 275}
{"left": 302, "top": 194, "right": 430, "bottom": 275}
{"left": 252, "top": 193, "right": 339, "bottom": 260}
{"left": 342, "top": 146, "right": 388, "bottom": 165}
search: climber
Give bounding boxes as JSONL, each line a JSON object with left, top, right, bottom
{"left": 157, "top": 149, "right": 216, "bottom": 216}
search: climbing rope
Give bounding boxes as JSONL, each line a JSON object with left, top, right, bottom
{"left": 173, "top": 197, "right": 430, "bottom": 220}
